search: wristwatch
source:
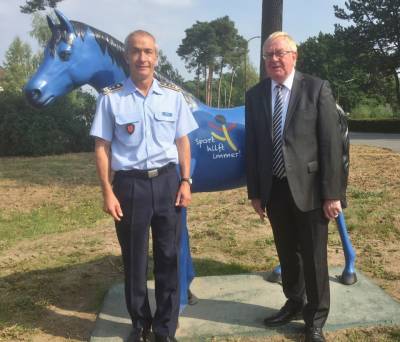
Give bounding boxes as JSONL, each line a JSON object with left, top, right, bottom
{"left": 181, "top": 177, "right": 192, "bottom": 185}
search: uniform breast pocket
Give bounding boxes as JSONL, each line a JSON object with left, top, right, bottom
{"left": 115, "top": 115, "right": 142, "bottom": 146}
{"left": 154, "top": 111, "right": 177, "bottom": 144}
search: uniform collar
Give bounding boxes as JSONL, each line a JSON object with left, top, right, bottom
{"left": 123, "top": 77, "right": 163, "bottom": 96}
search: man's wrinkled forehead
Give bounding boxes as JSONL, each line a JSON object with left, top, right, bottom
{"left": 125, "top": 30, "right": 158, "bottom": 53}
{"left": 265, "top": 37, "right": 290, "bottom": 52}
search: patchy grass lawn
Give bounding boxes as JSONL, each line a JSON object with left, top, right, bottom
{"left": 0, "top": 146, "right": 399, "bottom": 341}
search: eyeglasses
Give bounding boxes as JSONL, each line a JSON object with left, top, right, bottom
{"left": 262, "top": 50, "right": 294, "bottom": 60}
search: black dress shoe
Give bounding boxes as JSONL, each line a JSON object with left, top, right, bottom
{"left": 263, "top": 300, "right": 302, "bottom": 327}
{"left": 304, "top": 327, "right": 326, "bottom": 342}
{"left": 154, "top": 334, "right": 177, "bottom": 342}
{"left": 128, "top": 327, "right": 151, "bottom": 342}
{"left": 188, "top": 289, "right": 198, "bottom": 305}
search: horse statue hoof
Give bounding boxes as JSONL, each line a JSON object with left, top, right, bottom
{"left": 265, "top": 265, "right": 282, "bottom": 283}
{"left": 339, "top": 271, "right": 357, "bottom": 285}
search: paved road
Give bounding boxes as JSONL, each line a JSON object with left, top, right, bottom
{"left": 350, "top": 132, "right": 400, "bottom": 153}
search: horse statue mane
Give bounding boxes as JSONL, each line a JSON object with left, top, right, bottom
{"left": 66, "top": 21, "right": 129, "bottom": 75}
{"left": 26, "top": 11, "right": 199, "bottom": 111}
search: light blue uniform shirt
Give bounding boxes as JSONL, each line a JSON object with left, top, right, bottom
{"left": 90, "top": 77, "right": 198, "bottom": 170}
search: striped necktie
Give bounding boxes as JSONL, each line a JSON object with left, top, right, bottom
{"left": 272, "top": 84, "right": 285, "bottom": 179}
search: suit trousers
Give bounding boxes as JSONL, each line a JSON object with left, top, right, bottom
{"left": 266, "top": 176, "right": 330, "bottom": 328}
{"left": 113, "top": 166, "right": 182, "bottom": 336}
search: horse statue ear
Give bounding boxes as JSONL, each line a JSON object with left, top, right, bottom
{"left": 55, "top": 9, "right": 74, "bottom": 34}
{"left": 46, "top": 15, "right": 57, "bottom": 33}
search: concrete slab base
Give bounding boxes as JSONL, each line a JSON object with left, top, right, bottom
{"left": 90, "top": 267, "right": 400, "bottom": 341}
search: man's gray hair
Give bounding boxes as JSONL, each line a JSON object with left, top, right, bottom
{"left": 124, "top": 30, "right": 159, "bottom": 54}
{"left": 262, "top": 31, "right": 297, "bottom": 54}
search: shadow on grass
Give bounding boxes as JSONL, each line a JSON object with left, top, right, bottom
{"left": 0, "top": 255, "right": 123, "bottom": 341}
{"left": 0, "top": 255, "right": 265, "bottom": 341}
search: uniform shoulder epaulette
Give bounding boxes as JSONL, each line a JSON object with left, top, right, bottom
{"left": 159, "top": 81, "right": 181, "bottom": 92}
{"left": 101, "top": 83, "right": 123, "bottom": 95}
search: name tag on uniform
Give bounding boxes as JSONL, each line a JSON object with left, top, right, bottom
{"left": 162, "top": 112, "right": 173, "bottom": 117}
{"left": 126, "top": 123, "right": 135, "bottom": 135}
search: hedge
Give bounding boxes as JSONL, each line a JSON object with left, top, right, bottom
{"left": 348, "top": 119, "right": 400, "bottom": 133}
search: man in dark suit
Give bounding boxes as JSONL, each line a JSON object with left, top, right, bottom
{"left": 245, "top": 32, "right": 342, "bottom": 342}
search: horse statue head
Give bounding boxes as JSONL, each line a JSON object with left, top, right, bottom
{"left": 24, "top": 10, "right": 128, "bottom": 107}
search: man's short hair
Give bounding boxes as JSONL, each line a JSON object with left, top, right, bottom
{"left": 262, "top": 31, "right": 297, "bottom": 54}
{"left": 124, "top": 30, "right": 159, "bottom": 54}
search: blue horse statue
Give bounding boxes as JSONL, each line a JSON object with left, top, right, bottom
{"left": 24, "top": 10, "right": 357, "bottom": 310}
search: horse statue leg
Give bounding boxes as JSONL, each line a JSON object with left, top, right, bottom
{"left": 179, "top": 207, "right": 196, "bottom": 313}
{"left": 266, "top": 211, "right": 357, "bottom": 285}
{"left": 336, "top": 211, "right": 357, "bottom": 285}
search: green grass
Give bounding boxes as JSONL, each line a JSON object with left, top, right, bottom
{"left": 0, "top": 153, "right": 98, "bottom": 186}
{"left": 0, "top": 199, "right": 106, "bottom": 250}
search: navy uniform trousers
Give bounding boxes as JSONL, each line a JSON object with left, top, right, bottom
{"left": 113, "top": 164, "right": 182, "bottom": 336}
{"left": 266, "top": 177, "right": 330, "bottom": 329}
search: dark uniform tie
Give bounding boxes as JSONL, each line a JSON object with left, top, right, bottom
{"left": 272, "top": 84, "right": 285, "bottom": 179}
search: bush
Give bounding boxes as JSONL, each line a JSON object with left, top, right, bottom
{"left": 350, "top": 97, "right": 396, "bottom": 119}
{"left": 0, "top": 90, "right": 96, "bottom": 156}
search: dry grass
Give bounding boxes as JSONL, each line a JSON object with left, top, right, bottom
{"left": 0, "top": 145, "right": 399, "bottom": 341}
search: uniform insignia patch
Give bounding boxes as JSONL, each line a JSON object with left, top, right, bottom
{"left": 159, "top": 81, "right": 181, "bottom": 92}
{"left": 162, "top": 112, "right": 173, "bottom": 117}
{"left": 126, "top": 123, "right": 135, "bottom": 135}
{"left": 101, "top": 83, "right": 123, "bottom": 95}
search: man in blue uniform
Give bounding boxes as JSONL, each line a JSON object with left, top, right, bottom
{"left": 90, "top": 30, "right": 198, "bottom": 342}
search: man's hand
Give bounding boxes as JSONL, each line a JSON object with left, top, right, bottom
{"left": 251, "top": 198, "right": 266, "bottom": 221}
{"left": 323, "top": 199, "right": 342, "bottom": 220}
{"left": 103, "top": 191, "right": 123, "bottom": 221}
{"left": 175, "top": 181, "right": 192, "bottom": 207}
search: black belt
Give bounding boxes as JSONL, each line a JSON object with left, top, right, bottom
{"left": 116, "top": 163, "right": 176, "bottom": 179}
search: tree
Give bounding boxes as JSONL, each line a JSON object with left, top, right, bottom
{"left": 297, "top": 31, "right": 398, "bottom": 114}
{"left": 20, "top": 0, "right": 63, "bottom": 13}
{"left": 1, "top": 12, "right": 53, "bottom": 93}
{"left": 334, "top": 0, "right": 400, "bottom": 107}
{"left": 30, "top": 12, "right": 52, "bottom": 49}
{"left": 178, "top": 17, "right": 246, "bottom": 106}
{"left": 228, "top": 57, "right": 258, "bottom": 107}
{"left": 177, "top": 21, "right": 220, "bottom": 105}
{"left": 0, "top": 12, "right": 97, "bottom": 157}
{"left": 297, "top": 33, "right": 367, "bottom": 111}
{"left": 183, "top": 57, "right": 258, "bottom": 107}
{"left": 0, "top": 90, "right": 96, "bottom": 156}
{"left": 1, "top": 37, "right": 37, "bottom": 93}
{"left": 156, "top": 50, "right": 184, "bottom": 86}
{"left": 210, "top": 16, "right": 246, "bottom": 108}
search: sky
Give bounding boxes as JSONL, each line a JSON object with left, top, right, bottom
{"left": 0, "top": 0, "right": 348, "bottom": 80}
